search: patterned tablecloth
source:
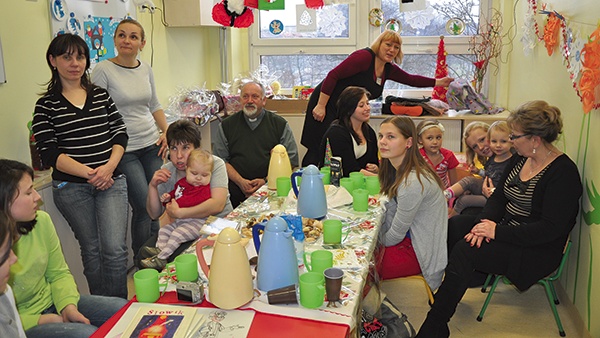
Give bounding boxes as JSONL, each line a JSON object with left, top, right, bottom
{"left": 173, "top": 185, "right": 385, "bottom": 330}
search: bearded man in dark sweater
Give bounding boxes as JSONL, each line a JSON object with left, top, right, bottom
{"left": 212, "top": 81, "right": 299, "bottom": 207}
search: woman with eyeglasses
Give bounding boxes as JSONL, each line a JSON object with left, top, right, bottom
{"left": 416, "top": 100, "right": 582, "bottom": 337}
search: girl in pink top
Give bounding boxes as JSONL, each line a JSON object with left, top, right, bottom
{"left": 417, "top": 119, "right": 459, "bottom": 189}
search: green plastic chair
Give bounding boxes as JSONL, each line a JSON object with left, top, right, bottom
{"left": 476, "top": 241, "right": 572, "bottom": 337}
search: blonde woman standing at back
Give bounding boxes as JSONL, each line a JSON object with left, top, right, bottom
{"left": 92, "top": 18, "right": 168, "bottom": 261}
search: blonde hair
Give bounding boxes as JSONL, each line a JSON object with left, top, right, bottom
{"left": 463, "top": 121, "right": 490, "bottom": 165}
{"left": 488, "top": 120, "right": 510, "bottom": 138}
{"left": 379, "top": 116, "right": 444, "bottom": 198}
{"left": 187, "top": 149, "right": 214, "bottom": 171}
{"left": 370, "top": 30, "right": 403, "bottom": 64}
{"left": 417, "top": 118, "right": 446, "bottom": 136}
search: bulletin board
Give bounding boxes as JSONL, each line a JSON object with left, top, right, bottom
{"left": 49, "top": 0, "right": 136, "bottom": 68}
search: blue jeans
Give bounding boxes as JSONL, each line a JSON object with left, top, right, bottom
{"left": 24, "top": 295, "right": 128, "bottom": 338}
{"left": 53, "top": 176, "right": 129, "bottom": 298}
{"left": 118, "top": 144, "right": 163, "bottom": 258}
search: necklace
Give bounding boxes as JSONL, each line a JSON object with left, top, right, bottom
{"left": 529, "top": 150, "right": 553, "bottom": 175}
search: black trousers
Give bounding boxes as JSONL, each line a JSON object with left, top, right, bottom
{"left": 417, "top": 216, "right": 514, "bottom": 337}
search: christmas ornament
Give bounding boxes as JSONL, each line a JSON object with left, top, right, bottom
{"left": 445, "top": 18, "right": 465, "bottom": 36}
{"left": 369, "top": 8, "right": 384, "bottom": 27}
{"left": 385, "top": 19, "right": 401, "bottom": 33}
{"left": 212, "top": 0, "right": 254, "bottom": 28}
{"left": 432, "top": 36, "right": 449, "bottom": 102}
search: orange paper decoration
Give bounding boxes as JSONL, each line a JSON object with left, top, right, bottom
{"left": 579, "top": 26, "right": 600, "bottom": 113}
{"left": 543, "top": 13, "right": 560, "bottom": 56}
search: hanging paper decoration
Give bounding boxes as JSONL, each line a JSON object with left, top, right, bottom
{"left": 543, "top": 13, "right": 561, "bottom": 56}
{"left": 258, "top": 0, "right": 284, "bottom": 10}
{"left": 402, "top": 6, "right": 434, "bottom": 30}
{"left": 305, "top": 0, "right": 324, "bottom": 9}
{"left": 369, "top": 8, "right": 384, "bottom": 27}
{"left": 269, "top": 20, "right": 283, "bottom": 35}
{"left": 432, "top": 36, "right": 448, "bottom": 102}
{"left": 567, "top": 32, "right": 584, "bottom": 85}
{"left": 318, "top": 5, "right": 347, "bottom": 38}
{"left": 445, "top": 18, "right": 465, "bottom": 36}
{"left": 579, "top": 26, "right": 600, "bottom": 114}
{"left": 297, "top": 4, "right": 317, "bottom": 33}
{"left": 385, "top": 19, "right": 401, "bottom": 33}
{"left": 521, "top": 2, "right": 600, "bottom": 113}
{"left": 212, "top": 0, "right": 254, "bottom": 28}
{"left": 245, "top": 0, "right": 258, "bottom": 8}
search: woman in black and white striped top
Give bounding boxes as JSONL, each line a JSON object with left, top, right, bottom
{"left": 417, "top": 100, "right": 582, "bottom": 337}
{"left": 32, "top": 34, "right": 129, "bottom": 299}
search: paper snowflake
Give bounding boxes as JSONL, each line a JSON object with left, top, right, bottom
{"left": 402, "top": 6, "right": 434, "bottom": 30}
{"left": 520, "top": 10, "right": 538, "bottom": 56}
{"left": 568, "top": 33, "right": 584, "bottom": 84}
{"left": 318, "top": 5, "right": 346, "bottom": 38}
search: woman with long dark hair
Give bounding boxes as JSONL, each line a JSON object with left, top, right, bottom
{"left": 1, "top": 159, "right": 127, "bottom": 337}
{"left": 317, "top": 86, "right": 379, "bottom": 176}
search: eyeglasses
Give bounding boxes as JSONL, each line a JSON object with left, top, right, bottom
{"left": 509, "top": 133, "right": 530, "bottom": 140}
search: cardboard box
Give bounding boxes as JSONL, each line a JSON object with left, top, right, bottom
{"left": 265, "top": 98, "right": 309, "bottom": 114}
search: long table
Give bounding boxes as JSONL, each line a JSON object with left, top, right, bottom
{"left": 92, "top": 184, "right": 384, "bottom": 337}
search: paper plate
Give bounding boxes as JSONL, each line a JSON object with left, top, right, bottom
{"left": 51, "top": 0, "right": 68, "bottom": 22}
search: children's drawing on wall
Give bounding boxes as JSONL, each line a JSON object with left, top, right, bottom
{"left": 84, "top": 17, "right": 120, "bottom": 64}
{"left": 198, "top": 310, "right": 245, "bottom": 338}
{"left": 49, "top": 0, "right": 135, "bottom": 67}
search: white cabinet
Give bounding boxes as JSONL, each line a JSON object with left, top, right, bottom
{"left": 38, "top": 187, "right": 90, "bottom": 295}
{"left": 37, "top": 185, "right": 134, "bottom": 296}
{"left": 163, "top": 0, "right": 220, "bottom": 27}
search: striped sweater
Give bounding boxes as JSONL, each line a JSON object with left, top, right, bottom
{"left": 32, "top": 86, "right": 128, "bottom": 183}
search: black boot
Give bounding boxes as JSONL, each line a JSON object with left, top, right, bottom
{"left": 417, "top": 242, "right": 474, "bottom": 337}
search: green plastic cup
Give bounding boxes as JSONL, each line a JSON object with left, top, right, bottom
{"left": 276, "top": 176, "right": 292, "bottom": 196}
{"left": 349, "top": 172, "right": 365, "bottom": 189}
{"left": 339, "top": 177, "right": 354, "bottom": 193}
{"left": 320, "top": 167, "right": 331, "bottom": 185}
{"left": 303, "top": 249, "right": 333, "bottom": 275}
{"left": 134, "top": 268, "right": 167, "bottom": 303}
{"left": 365, "top": 176, "right": 380, "bottom": 195}
{"left": 322, "top": 219, "right": 343, "bottom": 245}
{"left": 352, "top": 188, "right": 369, "bottom": 212}
{"left": 174, "top": 253, "right": 199, "bottom": 282}
{"left": 299, "top": 272, "right": 325, "bottom": 309}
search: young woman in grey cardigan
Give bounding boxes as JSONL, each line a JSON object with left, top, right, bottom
{"left": 376, "top": 116, "right": 448, "bottom": 290}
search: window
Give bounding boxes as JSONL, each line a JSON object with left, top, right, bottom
{"left": 250, "top": 0, "right": 364, "bottom": 91}
{"left": 382, "top": 0, "right": 485, "bottom": 93}
{"left": 249, "top": 0, "right": 488, "bottom": 95}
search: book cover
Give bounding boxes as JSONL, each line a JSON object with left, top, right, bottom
{"left": 330, "top": 156, "right": 342, "bottom": 187}
{"left": 121, "top": 305, "right": 198, "bottom": 338}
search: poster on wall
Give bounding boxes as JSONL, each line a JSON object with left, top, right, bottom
{"left": 49, "top": 0, "right": 136, "bottom": 69}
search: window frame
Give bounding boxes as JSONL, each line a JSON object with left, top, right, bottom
{"left": 248, "top": 0, "right": 491, "bottom": 96}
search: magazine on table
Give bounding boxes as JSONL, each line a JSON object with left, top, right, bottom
{"left": 106, "top": 303, "right": 204, "bottom": 338}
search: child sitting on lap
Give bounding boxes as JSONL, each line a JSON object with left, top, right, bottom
{"left": 141, "top": 149, "right": 213, "bottom": 270}
{"left": 445, "top": 121, "right": 513, "bottom": 216}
